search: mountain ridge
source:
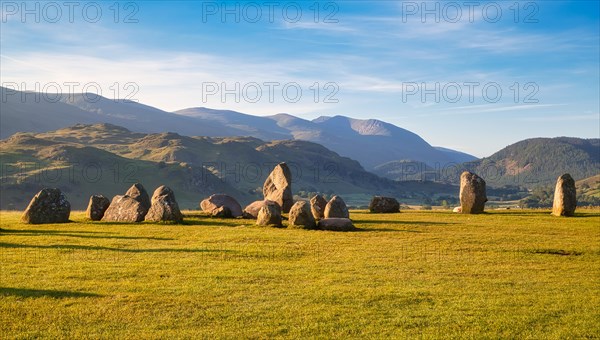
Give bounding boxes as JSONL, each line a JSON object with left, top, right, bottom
{"left": 1, "top": 87, "right": 476, "bottom": 170}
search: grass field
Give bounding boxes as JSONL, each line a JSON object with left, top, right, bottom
{"left": 1, "top": 209, "right": 599, "bottom": 339}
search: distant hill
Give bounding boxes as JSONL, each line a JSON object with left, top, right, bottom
{"left": 373, "top": 137, "right": 599, "bottom": 190}
{"left": 465, "top": 137, "right": 599, "bottom": 188}
{"left": 0, "top": 123, "right": 459, "bottom": 210}
{"left": 0, "top": 87, "right": 476, "bottom": 170}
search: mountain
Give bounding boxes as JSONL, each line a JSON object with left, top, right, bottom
{"left": 179, "top": 108, "right": 478, "bottom": 168}
{"left": 0, "top": 123, "right": 458, "bottom": 210}
{"left": 0, "top": 87, "right": 476, "bottom": 171}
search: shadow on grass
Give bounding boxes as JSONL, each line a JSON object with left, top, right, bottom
{"left": 0, "top": 242, "right": 233, "bottom": 254}
{"left": 182, "top": 218, "right": 253, "bottom": 227}
{"left": 1, "top": 229, "right": 174, "bottom": 241}
{"left": 355, "top": 219, "right": 458, "bottom": 226}
{"left": 356, "top": 227, "right": 424, "bottom": 233}
{"left": 0, "top": 287, "right": 102, "bottom": 298}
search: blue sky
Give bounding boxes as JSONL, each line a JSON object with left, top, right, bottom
{"left": 1, "top": 1, "right": 599, "bottom": 157}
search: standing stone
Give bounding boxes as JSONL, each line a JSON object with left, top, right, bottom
{"left": 200, "top": 194, "right": 243, "bottom": 218}
{"left": 288, "top": 201, "right": 317, "bottom": 229}
{"left": 368, "top": 196, "right": 400, "bottom": 213}
{"left": 552, "top": 174, "right": 577, "bottom": 217}
{"left": 459, "top": 171, "right": 487, "bottom": 214}
{"left": 263, "top": 162, "right": 293, "bottom": 213}
{"left": 310, "top": 195, "right": 327, "bottom": 220}
{"left": 243, "top": 200, "right": 280, "bottom": 219}
{"left": 256, "top": 204, "right": 282, "bottom": 227}
{"left": 324, "top": 195, "right": 349, "bottom": 218}
{"left": 86, "top": 195, "right": 110, "bottom": 221}
{"left": 318, "top": 218, "right": 356, "bottom": 232}
{"left": 125, "top": 183, "right": 151, "bottom": 215}
{"left": 102, "top": 195, "right": 147, "bottom": 222}
{"left": 145, "top": 185, "right": 183, "bottom": 223}
{"left": 21, "top": 188, "right": 71, "bottom": 224}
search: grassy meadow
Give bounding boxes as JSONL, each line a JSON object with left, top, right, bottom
{"left": 1, "top": 209, "right": 599, "bottom": 338}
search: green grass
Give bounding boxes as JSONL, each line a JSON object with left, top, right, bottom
{"left": 1, "top": 209, "right": 599, "bottom": 339}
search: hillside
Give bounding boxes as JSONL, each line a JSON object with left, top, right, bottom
{"left": 373, "top": 137, "right": 599, "bottom": 190}
{"left": 0, "top": 124, "right": 458, "bottom": 210}
{"left": 465, "top": 137, "right": 599, "bottom": 188}
{"left": 0, "top": 87, "right": 476, "bottom": 170}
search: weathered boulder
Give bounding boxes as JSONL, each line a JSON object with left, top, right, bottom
{"left": 256, "top": 204, "right": 283, "bottom": 227}
{"left": 310, "top": 194, "right": 327, "bottom": 220}
{"left": 551, "top": 174, "right": 577, "bottom": 217}
{"left": 263, "top": 162, "right": 293, "bottom": 213}
{"left": 459, "top": 171, "right": 487, "bottom": 214}
{"left": 324, "top": 195, "right": 349, "bottom": 218}
{"left": 102, "top": 195, "right": 147, "bottom": 222}
{"left": 318, "top": 218, "right": 356, "bottom": 232}
{"left": 243, "top": 200, "right": 280, "bottom": 219}
{"left": 200, "top": 194, "right": 243, "bottom": 218}
{"left": 21, "top": 188, "right": 71, "bottom": 224}
{"left": 86, "top": 195, "right": 110, "bottom": 221}
{"left": 288, "top": 201, "right": 317, "bottom": 229}
{"left": 368, "top": 196, "right": 400, "bottom": 213}
{"left": 145, "top": 185, "right": 183, "bottom": 223}
{"left": 125, "top": 183, "right": 151, "bottom": 215}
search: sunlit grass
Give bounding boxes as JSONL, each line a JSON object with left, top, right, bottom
{"left": 1, "top": 209, "right": 599, "bottom": 338}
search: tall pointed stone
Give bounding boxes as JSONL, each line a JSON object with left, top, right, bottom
{"left": 459, "top": 171, "right": 487, "bottom": 214}
{"left": 551, "top": 174, "right": 577, "bottom": 217}
{"left": 263, "top": 162, "right": 293, "bottom": 213}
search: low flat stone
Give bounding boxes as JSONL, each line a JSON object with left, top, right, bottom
{"left": 243, "top": 200, "right": 280, "bottom": 219}
{"left": 368, "top": 196, "right": 400, "bottom": 213}
{"left": 318, "top": 218, "right": 356, "bottom": 232}
{"left": 102, "top": 195, "right": 147, "bottom": 222}
{"left": 200, "top": 194, "right": 243, "bottom": 218}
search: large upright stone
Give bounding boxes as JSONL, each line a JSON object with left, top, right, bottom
{"left": 200, "top": 194, "right": 243, "bottom": 218}
{"left": 21, "top": 188, "right": 70, "bottom": 224}
{"left": 310, "top": 194, "right": 327, "bottom": 220}
{"left": 145, "top": 185, "right": 183, "bottom": 223}
{"left": 459, "top": 171, "right": 487, "bottom": 214}
{"left": 243, "top": 200, "right": 280, "bottom": 219}
{"left": 125, "top": 183, "right": 151, "bottom": 215}
{"left": 86, "top": 195, "right": 110, "bottom": 221}
{"left": 102, "top": 195, "right": 147, "bottom": 222}
{"left": 263, "top": 162, "right": 293, "bottom": 213}
{"left": 288, "top": 201, "right": 317, "bottom": 229}
{"left": 552, "top": 174, "right": 577, "bottom": 217}
{"left": 369, "top": 196, "right": 400, "bottom": 213}
{"left": 324, "top": 195, "right": 349, "bottom": 218}
{"left": 256, "top": 204, "right": 282, "bottom": 227}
